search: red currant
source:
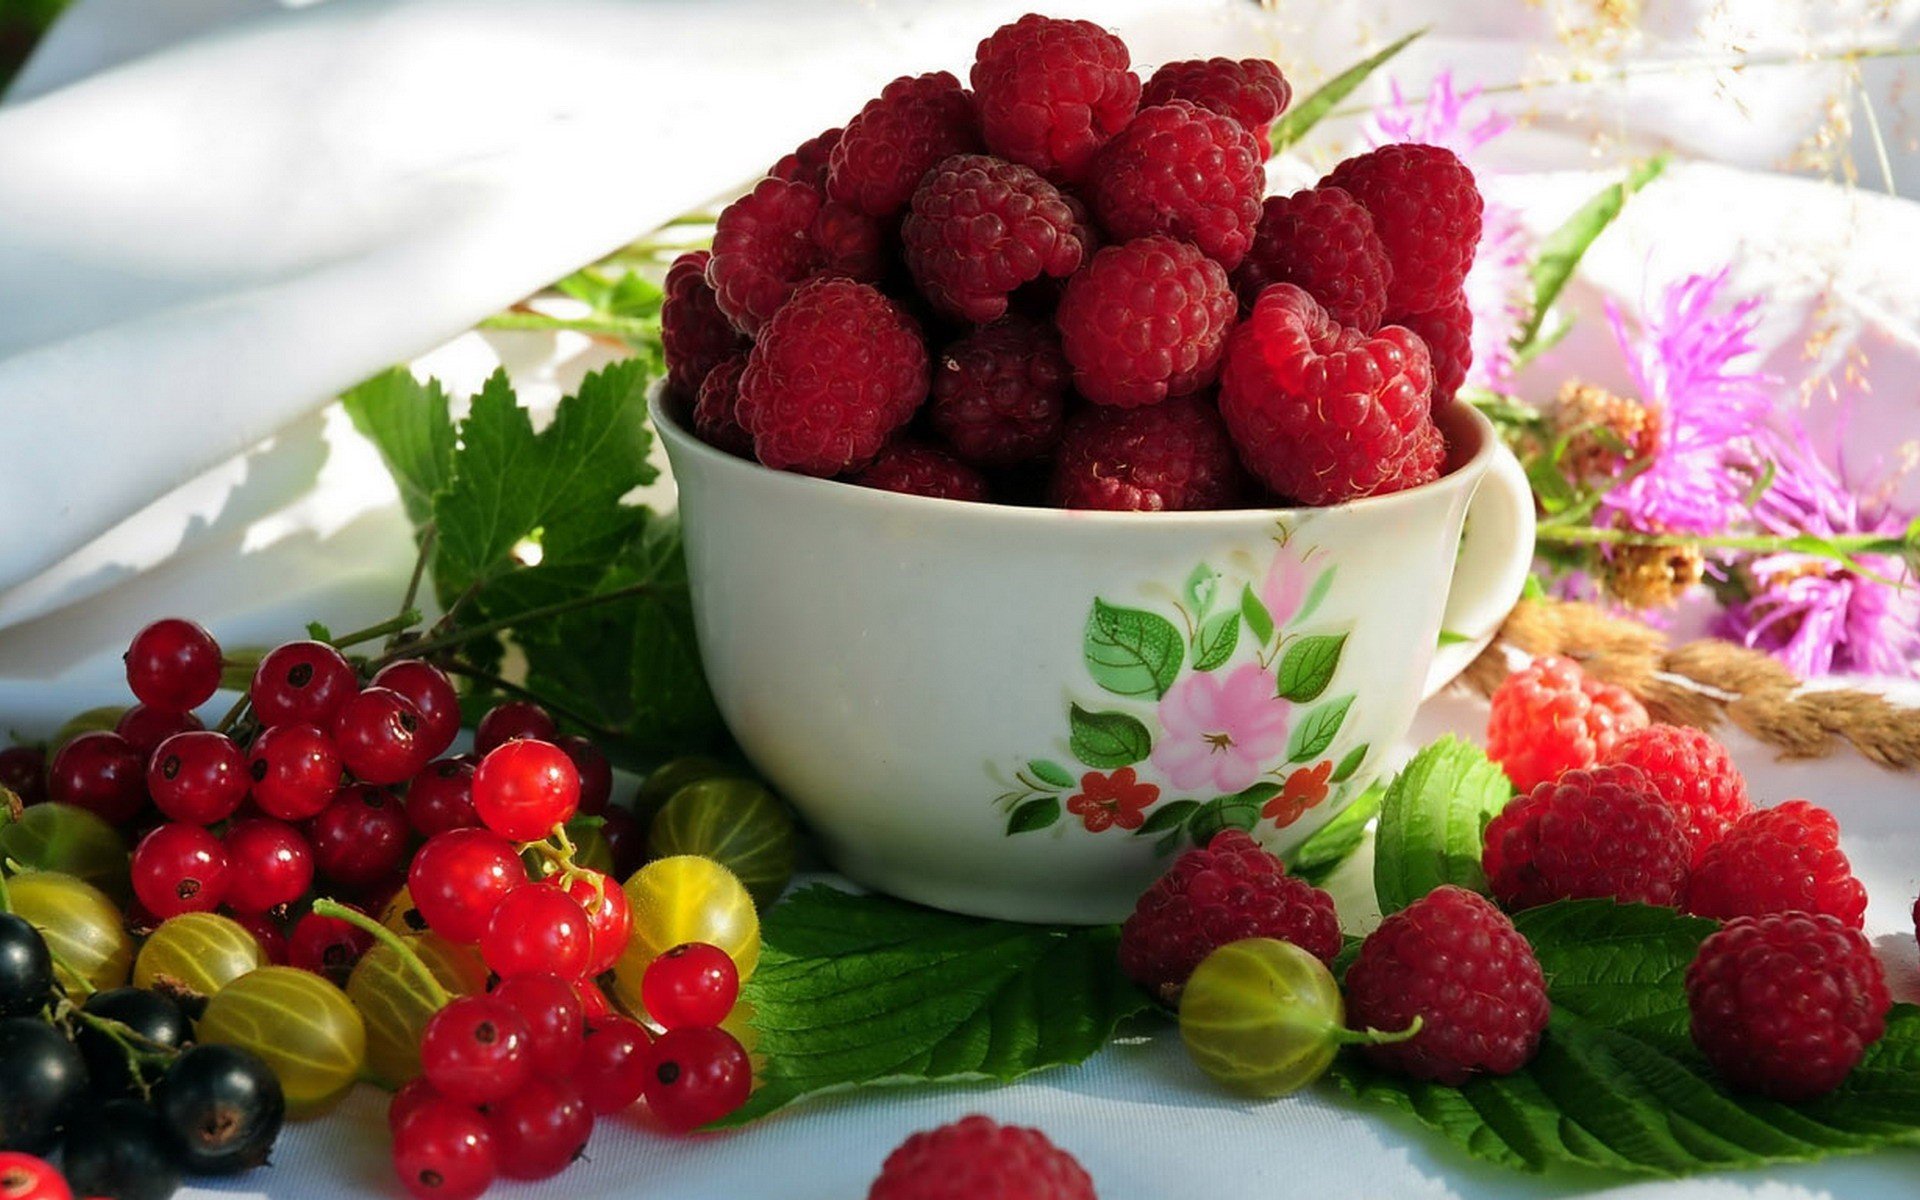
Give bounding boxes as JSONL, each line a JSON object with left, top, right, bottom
{"left": 387, "top": 1077, "right": 440, "bottom": 1135}
{"left": 308, "top": 784, "right": 410, "bottom": 890}
{"left": 247, "top": 724, "right": 343, "bottom": 820}
{"left": 288, "top": 910, "right": 374, "bottom": 986}
{"left": 556, "top": 736, "right": 612, "bottom": 817}
{"left": 405, "top": 759, "right": 479, "bottom": 838}
{"left": 332, "top": 688, "right": 430, "bottom": 786}
{"left": 409, "top": 829, "right": 527, "bottom": 943}
{"left": 473, "top": 701, "right": 557, "bottom": 756}
{"left": 489, "top": 973, "right": 585, "bottom": 1074}
{"left": 481, "top": 884, "right": 593, "bottom": 980}
{"left": 487, "top": 1078, "right": 592, "bottom": 1181}
{"left": 145, "top": 731, "right": 248, "bottom": 825}
{"left": 0, "top": 746, "right": 47, "bottom": 807}
{"left": 220, "top": 818, "right": 314, "bottom": 913}
{"left": 125, "top": 617, "right": 222, "bottom": 714}
{"left": 250, "top": 640, "right": 357, "bottom": 728}
{"left": 599, "top": 808, "right": 647, "bottom": 879}
{"left": 0, "top": 1151, "right": 71, "bottom": 1200}
{"left": 372, "top": 661, "right": 461, "bottom": 760}
{"left": 392, "top": 1099, "right": 495, "bottom": 1200}
{"left": 420, "top": 994, "right": 533, "bottom": 1106}
{"left": 131, "top": 822, "right": 230, "bottom": 917}
{"left": 576, "top": 1016, "right": 652, "bottom": 1115}
{"left": 113, "top": 705, "right": 203, "bottom": 759}
{"left": 225, "top": 909, "right": 289, "bottom": 963}
{"left": 472, "top": 740, "right": 578, "bottom": 841}
{"left": 575, "top": 979, "right": 613, "bottom": 1024}
{"left": 642, "top": 942, "right": 740, "bottom": 1030}
{"left": 644, "top": 1026, "right": 752, "bottom": 1132}
{"left": 557, "top": 870, "right": 630, "bottom": 978}
{"left": 48, "top": 731, "right": 147, "bottom": 826}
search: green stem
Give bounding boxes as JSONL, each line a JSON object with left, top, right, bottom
{"left": 1536, "top": 524, "right": 1907, "bottom": 559}
{"left": 212, "top": 691, "right": 252, "bottom": 735}
{"left": 392, "top": 528, "right": 438, "bottom": 649}
{"left": 43, "top": 941, "right": 95, "bottom": 999}
{"left": 0, "top": 866, "right": 10, "bottom": 914}
{"left": 1330, "top": 1016, "right": 1424, "bottom": 1047}
{"left": 366, "top": 581, "right": 668, "bottom": 670}
{"left": 330, "top": 611, "right": 423, "bottom": 652}
{"left": 311, "top": 899, "right": 451, "bottom": 1011}
{"left": 438, "top": 663, "right": 624, "bottom": 744}
{"left": 478, "top": 311, "right": 658, "bottom": 343}
{"left": 67, "top": 1005, "right": 179, "bottom": 1066}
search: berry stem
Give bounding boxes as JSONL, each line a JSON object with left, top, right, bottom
{"left": 60, "top": 1002, "right": 180, "bottom": 1093}
{"left": 310, "top": 898, "right": 452, "bottom": 1011}
{"left": 0, "top": 862, "right": 10, "bottom": 913}
{"left": 477, "top": 310, "right": 659, "bottom": 344}
{"left": 391, "top": 526, "right": 439, "bottom": 650}
{"left": 1327, "top": 1016, "right": 1424, "bottom": 1047}
{"left": 364, "top": 581, "right": 669, "bottom": 671}
{"left": 328, "top": 611, "right": 425, "bottom": 653}
{"left": 1535, "top": 524, "right": 1911, "bottom": 569}
{"left": 436, "top": 663, "right": 624, "bottom": 744}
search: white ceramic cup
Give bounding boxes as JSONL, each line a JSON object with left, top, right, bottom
{"left": 653, "top": 391, "right": 1535, "bottom": 924}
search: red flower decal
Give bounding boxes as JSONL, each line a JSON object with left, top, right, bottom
{"left": 1066, "top": 768, "right": 1161, "bottom": 833}
{"left": 1262, "top": 760, "right": 1334, "bottom": 828}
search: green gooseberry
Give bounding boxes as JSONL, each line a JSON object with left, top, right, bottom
{"left": 632, "top": 756, "right": 739, "bottom": 826}
{"left": 649, "top": 778, "right": 796, "bottom": 910}
{"left": 0, "top": 803, "right": 130, "bottom": 902}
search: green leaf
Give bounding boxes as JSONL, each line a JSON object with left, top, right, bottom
{"left": 724, "top": 886, "right": 1153, "bottom": 1124}
{"left": 1187, "top": 794, "right": 1262, "bottom": 843}
{"left": 1296, "top": 565, "right": 1337, "bottom": 623}
{"left": 1067, "top": 704, "right": 1152, "bottom": 769}
{"left": 1190, "top": 612, "right": 1241, "bottom": 672}
{"left": 340, "top": 368, "right": 456, "bottom": 530}
{"left": 1240, "top": 584, "right": 1274, "bottom": 647}
{"left": 1183, "top": 564, "right": 1219, "bottom": 614}
{"left": 1289, "top": 784, "right": 1382, "bottom": 887}
{"left": 1276, "top": 634, "right": 1347, "bottom": 702}
{"left": 1330, "top": 742, "right": 1370, "bottom": 784}
{"left": 1286, "top": 695, "right": 1353, "bottom": 763}
{"left": 1134, "top": 799, "right": 1202, "bottom": 837}
{"left": 1436, "top": 629, "right": 1473, "bottom": 647}
{"left": 305, "top": 621, "right": 333, "bottom": 642}
{"left": 1027, "top": 759, "right": 1076, "bottom": 790}
{"left": 1269, "top": 29, "right": 1425, "bottom": 152}
{"left": 1005, "top": 798, "right": 1061, "bottom": 835}
{"left": 1371, "top": 736, "right": 1513, "bottom": 913}
{"left": 1331, "top": 900, "right": 1920, "bottom": 1176}
{"left": 1511, "top": 155, "right": 1668, "bottom": 356}
{"left": 554, "top": 267, "right": 665, "bottom": 320}
{"left": 1083, "top": 600, "right": 1183, "bottom": 699}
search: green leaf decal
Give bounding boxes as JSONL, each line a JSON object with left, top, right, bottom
{"left": 1084, "top": 600, "right": 1183, "bottom": 699}
{"left": 1187, "top": 795, "right": 1261, "bottom": 843}
{"left": 1330, "top": 742, "right": 1370, "bottom": 784}
{"left": 1371, "top": 736, "right": 1513, "bottom": 914}
{"left": 1296, "top": 565, "right": 1337, "bottom": 623}
{"left": 1332, "top": 899, "right": 1920, "bottom": 1176}
{"left": 1289, "top": 784, "right": 1382, "bottom": 887}
{"left": 1005, "top": 798, "right": 1061, "bottom": 835}
{"left": 1286, "top": 695, "right": 1353, "bottom": 763}
{"left": 1276, "top": 634, "right": 1347, "bottom": 702}
{"left": 1269, "top": 29, "right": 1425, "bottom": 152}
{"left": 1190, "top": 612, "right": 1241, "bottom": 672}
{"left": 340, "top": 368, "right": 456, "bottom": 530}
{"left": 1067, "top": 704, "right": 1152, "bottom": 769}
{"left": 1511, "top": 155, "right": 1667, "bottom": 360}
{"left": 1134, "top": 799, "right": 1201, "bottom": 837}
{"left": 1240, "top": 584, "right": 1275, "bottom": 647}
{"left": 724, "top": 887, "right": 1152, "bottom": 1125}
{"left": 1027, "top": 759, "right": 1076, "bottom": 790}
{"left": 1183, "top": 564, "right": 1219, "bottom": 614}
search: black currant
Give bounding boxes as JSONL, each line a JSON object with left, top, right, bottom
{"left": 0, "top": 913, "right": 53, "bottom": 1019}
{"left": 154, "top": 1043, "right": 285, "bottom": 1175}
{"left": 62, "top": 1096, "right": 183, "bottom": 1200}
{"left": 78, "top": 987, "right": 193, "bottom": 1098}
{"left": 0, "top": 1016, "right": 87, "bottom": 1153}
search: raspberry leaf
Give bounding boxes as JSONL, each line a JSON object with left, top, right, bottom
{"left": 1371, "top": 736, "right": 1511, "bottom": 913}
{"left": 1286, "top": 695, "right": 1353, "bottom": 763}
{"left": 1084, "top": 599, "right": 1183, "bottom": 698}
{"left": 721, "top": 885, "right": 1152, "bottom": 1126}
{"left": 1289, "top": 783, "right": 1382, "bottom": 887}
{"left": 340, "top": 368, "right": 456, "bottom": 530}
{"left": 1276, "top": 633, "right": 1347, "bottom": 702}
{"left": 1067, "top": 704, "right": 1152, "bottom": 769}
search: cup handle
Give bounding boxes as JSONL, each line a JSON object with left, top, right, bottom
{"left": 1421, "top": 442, "right": 1536, "bottom": 701}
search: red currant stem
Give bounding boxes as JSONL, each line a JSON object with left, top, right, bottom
{"left": 366, "top": 581, "right": 669, "bottom": 672}
{"left": 328, "top": 610, "right": 425, "bottom": 652}
{"left": 435, "top": 662, "right": 624, "bottom": 744}
{"left": 213, "top": 690, "right": 253, "bottom": 735}
{"left": 310, "top": 898, "right": 452, "bottom": 1010}
{"left": 1327, "top": 1016, "right": 1424, "bottom": 1047}
{"left": 389, "top": 526, "right": 439, "bottom": 650}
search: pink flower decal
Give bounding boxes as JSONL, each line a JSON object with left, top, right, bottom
{"left": 1260, "top": 545, "right": 1320, "bottom": 628}
{"left": 1066, "top": 769, "right": 1160, "bottom": 833}
{"left": 1151, "top": 663, "right": 1292, "bottom": 794}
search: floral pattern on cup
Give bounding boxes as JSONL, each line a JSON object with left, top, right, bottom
{"left": 993, "top": 527, "right": 1371, "bottom": 852}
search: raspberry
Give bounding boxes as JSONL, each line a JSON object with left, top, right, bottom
{"left": 851, "top": 441, "right": 990, "bottom": 503}
{"left": 1484, "top": 655, "right": 1650, "bottom": 793}
{"left": 1603, "top": 724, "right": 1752, "bottom": 865}
{"left": 1389, "top": 294, "right": 1472, "bottom": 407}
{"left": 1232, "top": 186, "right": 1391, "bottom": 331}
{"left": 928, "top": 318, "right": 1069, "bottom": 466}
{"left": 1686, "top": 912, "right": 1889, "bottom": 1100}
{"left": 902, "top": 155, "right": 1086, "bottom": 322}
{"left": 1055, "top": 236, "right": 1235, "bottom": 408}
{"left": 1322, "top": 144, "right": 1482, "bottom": 314}
{"left": 770, "top": 126, "right": 842, "bottom": 191}
{"left": 1684, "top": 801, "right": 1867, "bottom": 928}
{"left": 1482, "top": 764, "right": 1691, "bottom": 911}
{"left": 1344, "top": 886, "right": 1550, "bottom": 1085}
{"left": 1119, "top": 830, "right": 1340, "bottom": 1005}
{"left": 707, "top": 176, "right": 824, "bottom": 334}
{"left": 828, "top": 72, "right": 981, "bottom": 218}
{"left": 736, "top": 277, "right": 929, "bottom": 475}
{"left": 1140, "top": 57, "right": 1291, "bottom": 146}
{"left": 691, "top": 353, "right": 752, "bottom": 457}
{"left": 660, "top": 251, "right": 746, "bottom": 397}
{"left": 1216, "top": 283, "right": 1442, "bottom": 504}
{"left": 868, "top": 1115, "right": 1095, "bottom": 1200}
{"left": 970, "top": 14, "right": 1140, "bottom": 184}
{"left": 811, "top": 199, "right": 890, "bottom": 283}
{"left": 1087, "top": 101, "right": 1263, "bottom": 270}
{"left": 1049, "top": 394, "right": 1245, "bottom": 512}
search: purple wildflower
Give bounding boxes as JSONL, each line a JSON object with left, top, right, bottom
{"left": 1365, "top": 74, "right": 1513, "bottom": 155}
{"left": 1598, "top": 269, "right": 1774, "bottom": 536}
